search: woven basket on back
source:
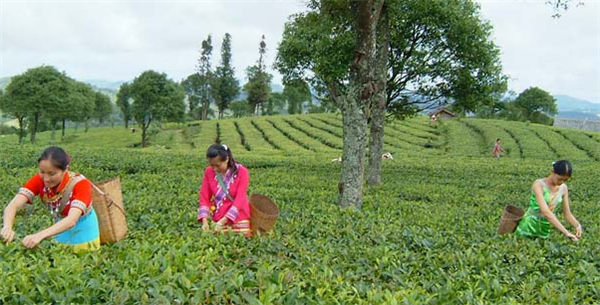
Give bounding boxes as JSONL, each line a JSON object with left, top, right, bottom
{"left": 91, "top": 177, "right": 127, "bottom": 244}
{"left": 250, "top": 194, "right": 279, "bottom": 235}
{"left": 497, "top": 204, "right": 525, "bottom": 234}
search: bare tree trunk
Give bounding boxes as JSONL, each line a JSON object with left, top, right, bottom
{"left": 62, "top": 119, "right": 66, "bottom": 139}
{"left": 339, "top": 94, "right": 368, "bottom": 209}
{"left": 30, "top": 112, "right": 39, "bottom": 144}
{"left": 367, "top": 4, "right": 389, "bottom": 186}
{"left": 85, "top": 119, "right": 89, "bottom": 132}
{"left": 337, "top": 0, "right": 384, "bottom": 208}
{"left": 17, "top": 117, "right": 25, "bottom": 145}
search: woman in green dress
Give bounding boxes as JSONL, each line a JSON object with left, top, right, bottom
{"left": 515, "top": 160, "right": 582, "bottom": 241}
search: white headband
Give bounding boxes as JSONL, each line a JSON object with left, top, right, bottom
{"left": 222, "top": 144, "right": 228, "bottom": 151}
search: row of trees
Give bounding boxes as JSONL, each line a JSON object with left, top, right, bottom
{"left": 0, "top": 66, "right": 112, "bottom": 144}
{"left": 176, "top": 33, "right": 314, "bottom": 121}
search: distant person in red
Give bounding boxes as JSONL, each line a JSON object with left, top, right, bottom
{"left": 197, "top": 144, "right": 251, "bottom": 237}
{"left": 492, "top": 138, "right": 505, "bottom": 159}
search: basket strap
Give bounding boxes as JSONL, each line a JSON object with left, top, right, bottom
{"left": 91, "top": 182, "right": 126, "bottom": 216}
{"left": 216, "top": 173, "right": 234, "bottom": 201}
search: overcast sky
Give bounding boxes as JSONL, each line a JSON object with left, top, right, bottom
{"left": 0, "top": 0, "right": 598, "bottom": 102}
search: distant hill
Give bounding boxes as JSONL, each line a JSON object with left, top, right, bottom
{"left": 555, "top": 95, "right": 600, "bottom": 112}
{"left": 554, "top": 95, "right": 600, "bottom": 120}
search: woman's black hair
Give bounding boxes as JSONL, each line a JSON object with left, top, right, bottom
{"left": 496, "top": 138, "right": 501, "bottom": 142}
{"left": 38, "top": 146, "right": 70, "bottom": 171}
{"left": 552, "top": 160, "right": 572, "bottom": 177}
{"left": 206, "top": 144, "right": 238, "bottom": 175}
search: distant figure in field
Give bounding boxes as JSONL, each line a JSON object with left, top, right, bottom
{"left": 492, "top": 138, "right": 505, "bottom": 159}
{"left": 197, "top": 144, "right": 251, "bottom": 237}
{"left": 515, "top": 160, "right": 582, "bottom": 241}
{"left": 1, "top": 146, "right": 100, "bottom": 253}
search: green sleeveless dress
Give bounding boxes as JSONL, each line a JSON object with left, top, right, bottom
{"left": 515, "top": 179, "right": 565, "bottom": 238}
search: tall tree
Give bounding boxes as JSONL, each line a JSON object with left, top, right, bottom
{"left": 244, "top": 35, "right": 272, "bottom": 115}
{"left": 211, "top": 33, "right": 240, "bottom": 119}
{"left": 198, "top": 35, "right": 214, "bottom": 120}
{"left": 277, "top": 0, "right": 507, "bottom": 190}
{"left": 116, "top": 82, "right": 132, "bottom": 128}
{"left": 278, "top": 0, "right": 384, "bottom": 208}
{"left": 129, "top": 70, "right": 185, "bottom": 147}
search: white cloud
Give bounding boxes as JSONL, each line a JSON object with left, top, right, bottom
{"left": 476, "top": 0, "right": 600, "bottom": 102}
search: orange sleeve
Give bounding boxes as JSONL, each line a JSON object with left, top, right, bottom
{"left": 68, "top": 178, "right": 93, "bottom": 214}
{"left": 19, "top": 174, "right": 44, "bottom": 204}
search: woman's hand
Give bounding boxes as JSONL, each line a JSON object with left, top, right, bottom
{"left": 575, "top": 225, "right": 583, "bottom": 239}
{"left": 22, "top": 232, "right": 45, "bottom": 249}
{"left": 213, "top": 218, "right": 227, "bottom": 233}
{"left": 1, "top": 226, "right": 16, "bottom": 244}
{"left": 564, "top": 231, "right": 579, "bottom": 242}
{"left": 202, "top": 219, "right": 210, "bottom": 232}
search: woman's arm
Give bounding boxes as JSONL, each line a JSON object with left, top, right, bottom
{"left": 22, "top": 208, "right": 82, "bottom": 249}
{"left": 198, "top": 169, "right": 214, "bottom": 231}
{"left": 561, "top": 186, "right": 582, "bottom": 238}
{"left": 532, "top": 181, "right": 577, "bottom": 241}
{"left": 1, "top": 195, "right": 29, "bottom": 243}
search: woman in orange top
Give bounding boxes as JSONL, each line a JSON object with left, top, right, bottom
{"left": 1, "top": 146, "right": 100, "bottom": 253}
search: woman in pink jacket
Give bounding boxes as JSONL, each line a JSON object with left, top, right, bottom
{"left": 197, "top": 144, "right": 251, "bottom": 237}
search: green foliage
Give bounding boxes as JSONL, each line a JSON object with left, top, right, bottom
{"left": 183, "top": 34, "right": 214, "bottom": 121}
{"left": 0, "top": 114, "right": 598, "bottom": 304}
{"left": 116, "top": 82, "right": 133, "bottom": 128}
{"left": 230, "top": 100, "right": 253, "bottom": 118}
{"left": 94, "top": 92, "right": 113, "bottom": 124}
{"left": 276, "top": 0, "right": 507, "bottom": 118}
{"left": 212, "top": 33, "right": 240, "bottom": 119}
{"left": 497, "top": 87, "right": 558, "bottom": 126}
{"left": 283, "top": 79, "right": 311, "bottom": 114}
{"left": 129, "top": 70, "right": 186, "bottom": 147}
{"left": 244, "top": 35, "right": 273, "bottom": 116}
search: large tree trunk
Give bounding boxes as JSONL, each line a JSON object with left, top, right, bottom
{"left": 367, "top": 4, "right": 389, "bottom": 186}
{"left": 367, "top": 97, "right": 386, "bottom": 186}
{"left": 85, "top": 119, "right": 89, "bottom": 132}
{"left": 62, "top": 119, "right": 66, "bottom": 139}
{"left": 339, "top": 96, "right": 368, "bottom": 209}
{"left": 30, "top": 112, "right": 39, "bottom": 144}
{"left": 124, "top": 117, "right": 129, "bottom": 128}
{"left": 337, "top": 0, "right": 384, "bottom": 208}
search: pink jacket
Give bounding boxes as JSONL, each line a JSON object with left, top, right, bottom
{"left": 197, "top": 164, "right": 250, "bottom": 224}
